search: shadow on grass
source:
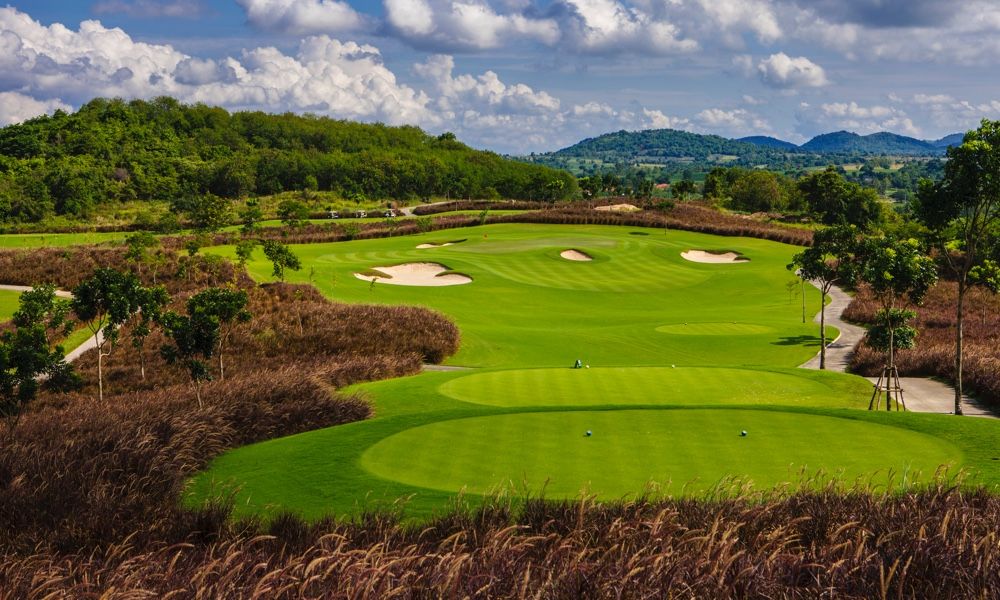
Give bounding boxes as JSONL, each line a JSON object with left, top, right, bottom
{"left": 771, "top": 335, "right": 821, "bottom": 347}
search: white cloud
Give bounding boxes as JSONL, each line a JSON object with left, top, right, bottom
{"left": 557, "top": 0, "right": 698, "bottom": 54}
{"left": 756, "top": 53, "right": 829, "bottom": 88}
{"left": 385, "top": 0, "right": 558, "bottom": 51}
{"left": 696, "top": 0, "right": 781, "bottom": 45}
{"left": 0, "top": 7, "right": 430, "bottom": 125}
{"left": 797, "top": 100, "right": 920, "bottom": 137}
{"left": 695, "top": 107, "right": 771, "bottom": 135}
{"left": 236, "top": 0, "right": 368, "bottom": 35}
{"left": 0, "top": 91, "right": 71, "bottom": 126}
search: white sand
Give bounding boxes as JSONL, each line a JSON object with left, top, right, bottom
{"left": 354, "top": 262, "right": 472, "bottom": 286}
{"left": 416, "top": 242, "right": 455, "bottom": 249}
{"left": 595, "top": 203, "right": 641, "bottom": 212}
{"left": 560, "top": 249, "right": 593, "bottom": 262}
{"left": 681, "top": 250, "right": 750, "bottom": 264}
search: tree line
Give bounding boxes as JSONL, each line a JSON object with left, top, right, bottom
{"left": 0, "top": 97, "right": 578, "bottom": 224}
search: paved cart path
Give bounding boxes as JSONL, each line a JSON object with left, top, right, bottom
{"left": 800, "top": 282, "right": 996, "bottom": 419}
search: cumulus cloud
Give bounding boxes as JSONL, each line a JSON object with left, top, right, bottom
{"left": 696, "top": 0, "right": 781, "bottom": 44}
{"left": 556, "top": 0, "right": 698, "bottom": 54}
{"left": 695, "top": 108, "right": 771, "bottom": 136}
{"left": 385, "top": 0, "right": 558, "bottom": 51}
{"left": 0, "top": 7, "right": 429, "bottom": 124}
{"left": 0, "top": 91, "right": 72, "bottom": 126}
{"left": 796, "top": 100, "right": 920, "bottom": 137}
{"left": 756, "top": 53, "right": 828, "bottom": 89}
{"left": 236, "top": 0, "right": 368, "bottom": 35}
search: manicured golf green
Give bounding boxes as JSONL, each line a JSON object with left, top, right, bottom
{"left": 189, "top": 223, "right": 1000, "bottom": 520}
{"left": 360, "top": 409, "right": 961, "bottom": 497}
{"left": 437, "top": 367, "right": 868, "bottom": 409}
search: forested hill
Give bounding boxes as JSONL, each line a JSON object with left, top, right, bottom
{"left": 736, "top": 136, "right": 799, "bottom": 150}
{"left": 527, "top": 127, "right": 959, "bottom": 177}
{"left": 549, "top": 129, "right": 793, "bottom": 163}
{"left": 799, "top": 131, "right": 942, "bottom": 155}
{"left": 0, "top": 97, "right": 577, "bottom": 224}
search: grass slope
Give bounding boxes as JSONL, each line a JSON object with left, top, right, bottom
{"left": 0, "top": 289, "right": 19, "bottom": 321}
{"left": 190, "top": 224, "right": 1000, "bottom": 520}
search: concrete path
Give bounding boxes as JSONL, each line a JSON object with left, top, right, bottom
{"left": 422, "top": 364, "right": 472, "bottom": 372}
{"left": 0, "top": 284, "right": 73, "bottom": 299}
{"left": 798, "top": 284, "right": 865, "bottom": 372}
{"left": 800, "top": 282, "right": 996, "bottom": 419}
{"left": 0, "top": 284, "right": 100, "bottom": 363}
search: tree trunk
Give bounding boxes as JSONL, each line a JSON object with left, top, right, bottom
{"left": 218, "top": 347, "right": 225, "bottom": 381}
{"left": 955, "top": 281, "right": 966, "bottom": 416}
{"left": 97, "top": 349, "right": 104, "bottom": 402}
{"left": 888, "top": 324, "right": 894, "bottom": 412}
{"left": 139, "top": 348, "right": 146, "bottom": 381}
{"left": 819, "top": 284, "right": 827, "bottom": 370}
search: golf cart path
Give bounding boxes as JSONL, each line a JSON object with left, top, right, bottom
{"left": 0, "top": 284, "right": 102, "bottom": 363}
{"left": 800, "top": 282, "right": 996, "bottom": 419}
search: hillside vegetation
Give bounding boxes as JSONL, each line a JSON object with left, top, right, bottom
{"left": 0, "top": 97, "right": 577, "bottom": 225}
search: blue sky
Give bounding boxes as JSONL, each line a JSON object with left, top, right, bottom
{"left": 1, "top": 0, "right": 999, "bottom": 153}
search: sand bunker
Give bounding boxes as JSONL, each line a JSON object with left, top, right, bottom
{"left": 681, "top": 250, "right": 750, "bottom": 264}
{"left": 416, "top": 239, "right": 465, "bottom": 249}
{"left": 595, "top": 203, "right": 641, "bottom": 212}
{"left": 560, "top": 249, "right": 593, "bottom": 262}
{"left": 354, "top": 263, "right": 472, "bottom": 286}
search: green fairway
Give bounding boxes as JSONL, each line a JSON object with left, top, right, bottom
{"left": 0, "top": 289, "right": 19, "bottom": 321}
{"left": 208, "top": 224, "right": 835, "bottom": 368}
{"left": 189, "top": 223, "right": 1000, "bottom": 520}
{"left": 0, "top": 231, "right": 129, "bottom": 248}
{"left": 361, "top": 409, "right": 961, "bottom": 497}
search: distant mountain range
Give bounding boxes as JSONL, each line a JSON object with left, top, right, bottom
{"left": 526, "top": 128, "right": 961, "bottom": 175}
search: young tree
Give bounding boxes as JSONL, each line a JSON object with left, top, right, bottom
{"left": 235, "top": 238, "right": 258, "bottom": 271}
{"left": 72, "top": 268, "right": 146, "bottom": 401}
{"left": 160, "top": 311, "right": 217, "bottom": 407}
{"left": 186, "top": 287, "right": 250, "bottom": 380}
{"left": 914, "top": 120, "right": 1000, "bottom": 415}
{"left": 262, "top": 240, "right": 302, "bottom": 281}
{"left": 12, "top": 284, "right": 73, "bottom": 344}
{"left": 128, "top": 285, "right": 170, "bottom": 381}
{"left": 787, "top": 225, "right": 859, "bottom": 369}
{"left": 856, "top": 236, "right": 939, "bottom": 410}
{"left": 1, "top": 287, "right": 74, "bottom": 432}
{"left": 123, "top": 231, "right": 158, "bottom": 279}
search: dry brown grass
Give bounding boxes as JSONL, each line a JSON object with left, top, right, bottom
{"left": 2, "top": 484, "right": 1000, "bottom": 598}
{"left": 846, "top": 282, "right": 1000, "bottom": 408}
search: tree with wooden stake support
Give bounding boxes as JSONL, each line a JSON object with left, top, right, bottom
{"left": 914, "top": 119, "right": 1000, "bottom": 416}
{"left": 787, "top": 225, "right": 859, "bottom": 370}
{"left": 856, "top": 236, "right": 938, "bottom": 411}
{"left": 72, "top": 268, "right": 146, "bottom": 402}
